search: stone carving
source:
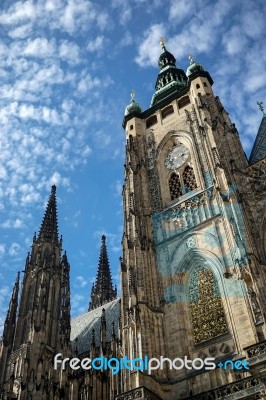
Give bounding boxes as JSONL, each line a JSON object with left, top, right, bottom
{"left": 183, "top": 377, "right": 262, "bottom": 400}
{"left": 186, "top": 237, "right": 197, "bottom": 248}
{"left": 183, "top": 165, "right": 197, "bottom": 191}
{"left": 169, "top": 173, "right": 182, "bottom": 200}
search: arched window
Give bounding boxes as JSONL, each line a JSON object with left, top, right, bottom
{"left": 183, "top": 165, "right": 197, "bottom": 192}
{"left": 169, "top": 173, "right": 182, "bottom": 201}
{"left": 161, "top": 105, "right": 174, "bottom": 119}
{"left": 203, "top": 82, "right": 207, "bottom": 87}
{"left": 188, "top": 268, "right": 228, "bottom": 344}
{"left": 196, "top": 83, "right": 200, "bottom": 89}
{"left": 146, "top": 115, "right": 157, "bottom": 128}
{"left": 178, "top": 95, "right": 190, "bottom": 109}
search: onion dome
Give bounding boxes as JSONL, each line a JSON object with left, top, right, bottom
{"left": 124, "top": 91, "right": 142, "bottom": 116}
{"left": 151, "top": 38, "right": 188, "bottom": 106}
{"left": 186, "top": 54, "right": 204, "bottom": 77}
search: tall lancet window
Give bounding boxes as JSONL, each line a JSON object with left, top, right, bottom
{"left": 183, "top": 165, "right": 197, "bottom": 192}
{"left": 169, "top": 173, "right": 182, "bottom": 201}
{"left": 188, "top": 268, "right": 228, "bottom": 344}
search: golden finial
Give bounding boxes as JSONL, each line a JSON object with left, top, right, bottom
{"left": 160, "top": 37, "right": 166, "bottom": 51}
{"left": 257, "top": 101, "right": 265, "bottom": 116}
{"left": 130, "top": 90, "right": 135, "bottom": 101}
{"left": 189, "top": 54, "right": 194, "bottom": 65}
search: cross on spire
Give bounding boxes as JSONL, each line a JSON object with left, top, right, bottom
{"left": 88, "top": 235, "right": 117, "bottom": 311}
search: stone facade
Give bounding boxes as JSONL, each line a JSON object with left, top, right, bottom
{"left": 119, "top": 46, "right": 266, "bottom": 399}
{"left": 1, "top": 44, "right": 266, "bottom": 400}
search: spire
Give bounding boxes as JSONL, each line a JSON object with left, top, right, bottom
{"left": 2, "top": 272, "right": 20, "bottom": 346}
{"left": 88, "top": 235, "right": 117, "bottom": 311}
{"left": 249, "top": 101, "right": 266, "bottom": 164}
{"left": 150, "top": 39, "right": 188, "bottom": 106}
{"left": 38, "top": 185, "right": 59, "bottom": 242}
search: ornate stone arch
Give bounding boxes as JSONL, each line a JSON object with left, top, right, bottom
{"left": 155, "top": 130, "right": 204, "bottom": 206}
{"left": 166, "top": 240, "right": 238, "bottom": 343}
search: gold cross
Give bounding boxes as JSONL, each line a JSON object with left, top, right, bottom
{"left": 189, "top": 54, "right": 194, "bottom": 64}
{"left": 160, "top": 37, "right": 166, "bottom": 50}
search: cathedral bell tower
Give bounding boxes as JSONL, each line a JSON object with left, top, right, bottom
{"left": 118, "top": 40, "right": 266, "bottom": 400}
{"left": 0, "top": 186, "right": 71, "bottom": 400}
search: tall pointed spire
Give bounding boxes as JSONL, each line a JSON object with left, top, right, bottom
{"left": 0, "top": 272, "right": 20, "bottom": 386}
{"left": 38, "top": 185, "right": 59, "bottom": 242}
{"left": 89, "top": 235, "right": 117, "bottom": 311}
{"left": 3, "top": 272, "right": 20, "bottom": 345}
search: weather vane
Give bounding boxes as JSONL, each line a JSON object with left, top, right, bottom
{"left": 257, "top": 101, "right": 265, "bottom": 116}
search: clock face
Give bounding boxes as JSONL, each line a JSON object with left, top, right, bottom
{"left": 165, "top": 144, "right": 190, "bottom": 170}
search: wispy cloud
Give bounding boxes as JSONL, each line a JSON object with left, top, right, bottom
{"left": 74, "top": 275, "right": 88, "bottom": 288}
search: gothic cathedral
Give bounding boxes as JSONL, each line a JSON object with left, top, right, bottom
{"left": 1, "top": 42, "right": 266, "bottom": 399}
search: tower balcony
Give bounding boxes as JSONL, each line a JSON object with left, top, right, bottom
{"left": 245, "top": 341, "right": 266, "bottom": 380}
{"left": 183, "top": 377, "right": 264, "bottom": 399}
{"left": 152, "top": 187, "right": 220, "bottom": 246}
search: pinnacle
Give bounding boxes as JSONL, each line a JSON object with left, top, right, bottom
{"left": 89, "top": 236, "right": 117, "bottom": 311}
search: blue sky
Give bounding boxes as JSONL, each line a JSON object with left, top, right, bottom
{"left": 0, "top": 0, "right": 266, "bottom": 334}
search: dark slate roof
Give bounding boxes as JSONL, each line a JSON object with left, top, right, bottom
{"left": 70, "top": 298, "right": 120, "bottom": 355}
{"left": 249, "top": 116, "right": 266, "bottom": 164}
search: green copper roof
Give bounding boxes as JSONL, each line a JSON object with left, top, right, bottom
{"left": 151, "top": 40, "right": 188, "bottom": 106}
{"left": 125, "top": 91, "right": 142, "bottom": 116}
{"left": 186, "top": 55, "right": 204, "bottom": 77}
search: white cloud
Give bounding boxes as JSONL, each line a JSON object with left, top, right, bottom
{"left": 0, "top": 244, "right": 5, "bottom": 257}
{"left": 59, "top": 40, "right": 80, "bottom": 64}
{"left": 74, "top": 276, "right": 88, "bottom": 288}
{"left": 24, "top": 37, "right": 56, "bottom": 58}
{"left": 72, "top": 293, "right": 86, "bottom": 315}
{"left": 49, "top": 172, "right": 61, "bottom": 187}
{"left": 1, "top": 219, "right": 23, "bottom": 229}
{"left": 135, "top": 23, "right": 165, "bottom": 67}
{"left": 136, "top": 0, "right": 235, "bottom": 66}
{"left": 0, "top": 1, "right": 36, "bottom": 25}
{"left": 168, "top": 0, "right": 194, "bottom": 23}
{"left": 8, "top": 242, "right": 21, "bottom": 256}
{"left": 8, "top": 23, "right": 32, "bottom": 39}
{"left": 87, "top": 36, "right": 105, "bottom": 53}
{"left": 93, "top": 130, "right": 111, "bottom": 148}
